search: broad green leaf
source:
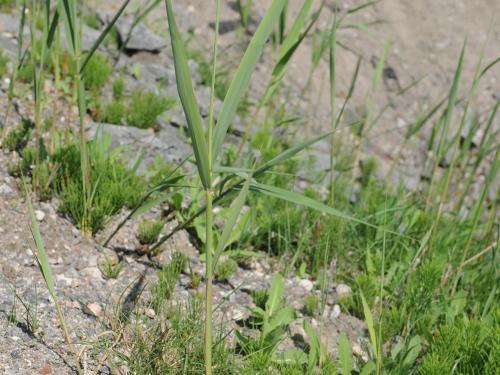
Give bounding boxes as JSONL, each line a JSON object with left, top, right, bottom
{"left": 266, "top": 273, "right": 284, "bottom": 316}
{"left": 338, "top": 333, "right": 352, "bottom": 375}
{"left": 403, "top": 336, "right": 422, "bottom": 366}
{"left": 268, "top": 305, "right": 296, "bottom": 332}
{"left": 360, "top": 360, "right": 376, "bottom": 375}
{"left": 304, "top": 320, "right": 320, "bottom": 373}
{"left": 360, "top": 291, "right": 378, "bottom": 355}
{"left": 80, "top": 0, "right": 132, "bottom": 73}
{"left": 212, "top": 0, "right": 287, "bottom": 164}
{"left": 165, "top": 0, "right": 211, "bottom": 189}
{"left": 212, "top": 176, "right": 251, "bottom": 271}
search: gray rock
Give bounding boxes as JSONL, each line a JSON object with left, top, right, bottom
{"left": 115, "top": 17, "right": 166, "bottom": 53}
{"left": 86, "top": 122, "right": 191, "bottom": 173}
{"left": 60, "top": 24, "right": 102, "bottom": 52}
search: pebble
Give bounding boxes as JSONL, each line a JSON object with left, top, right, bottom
{"left": 34, "top": 210, "right": 45, "bottom": 222}
{"left": 336, "top": 283, "right": 352, "bottom": 299}
{"left": 83, "top": 303, "right": 103, "bottom": 318}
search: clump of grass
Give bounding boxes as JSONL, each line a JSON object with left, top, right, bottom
{"left": 214, "top": 258, "right": 238, "bottom": 282}
{"left": 83, "top": 12, "right": 99, "bottom": 29}
{"left": 0, "top": 49, "right": 9, "bottom": 77}
{"left": 137, "top": 219, "right": 164, "bottom": 245}
{"left": 126, "top": 90, "right": 175, "bottom": 129}
{"left": 52, "top": 137, "right": 145, "bottom": 234}
{"left": 101, "top": 100, "right": 125, "bottom": 124}
{"left": 2, "top": 118, "right": 34, "bottom": 151}
{"left": 419, "top": 313, "right": 499, "bottom": 374}
{"left": 81, "top": 52, "right": 112, "bottom": 93}
{"left": 303, "top": 294, "right": 319, "bottom": 317}
{"left": 151, "top": 252, "right": 187, "bottom": 312}
{"left": 112, "top": 77, "right": 126, "bottom": 101}
{"left": 99, "top": 255, "right": 124, "bottom": 279}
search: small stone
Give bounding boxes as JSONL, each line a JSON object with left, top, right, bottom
{"left": 83, "top": 302, "right": 102, "bottom": 318}
{"left": 298, "top": 278, "right": 314, "bottom": 292}
{"left": 144, "top": 308, "right": 156, "bottom": 319}
{"left": 0, "top": 183, "right": 13, "bottom": 196}
{"left": 35, "top": 210, "right": 45, "bottom": 222}
{"left": 336, "top": 283, "right": 352, "bottom": 299}
{"left": 332, "top": 304, "right": 341, "bottom": 318}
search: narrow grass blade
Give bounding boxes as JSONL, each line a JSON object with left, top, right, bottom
{"left": 259, "top": 0, "right": 318, "bottom": 105}
{"left": 212, "top": 176, "right": 251, "bottom": 271}
{"left": 80, "top": 0, "right": 132, "bottom": 73}
{"left": 24, "top": 181, "right": 56, "bottom": 298}
{"left": 250, "top": 181, "right": 381, "bottom": 230}
{"left": 254, "top": 132, "right": 332, "bottom": 176}
{"left": 165, "top": 0, "right": 210, "bottom": 189}
{"left": 212, "top": 0, "right": 287, "bottom": 164}
{"left": 360, "top": 290, "right": 378, "bottom": 356}
{"left": 58, "top": 0, "right": 77, "bottom": 55}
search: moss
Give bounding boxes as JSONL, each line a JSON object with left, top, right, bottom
{"left": 126, "top": 90, "right": 175, "bottom": 129}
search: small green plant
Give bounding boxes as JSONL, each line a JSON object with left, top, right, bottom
{"left": 112, "top": 77, "right": 126, "bottom": 101}
{"left": 81, "top": 52, "right": 112, "bottom": 93}
{"left": 99, "top": 255, "right": 124, "bottom": 279}
{"left": 137, "top": 219, "right": 164, "bottom": 245}
{"left": 2, "top": 118, "right": 34, "bottom": 151}
{"left": 303, "top": 294, "right": 319, "bottom": 317}
{"left": 214, "top": 258, "right": 238, "bottom": 282}
{"left": 52, "top": 134, "right": 145, "bottom": 234}
{"left": 83, "top": 12, "right": 99, "bottom": 29}
{"left": 251, "top": 288, "right": 268, "bottom": 309}
{"left": 151, "top": 252, "right": 187, "bottom": 312}
{"left": 0, "top": 49, "right": 9, "bottom": 77}
{"left": 190, "top": 270, "right": 202, "bottom": 289}
{"left": 126, "top": 90, "right": 175, "bottom": 129}
{"left": 101, "top": 100, "right": 125, "bottom": 124}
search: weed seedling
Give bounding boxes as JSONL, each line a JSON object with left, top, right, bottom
{"left": 137, "top": 219, "right": 164, "bottom": 245}
{"left": 303, "top": 294, "right": 319, "bottom": 317}
{"left": 214, "top": 258, "right": 238, "bottom": 282}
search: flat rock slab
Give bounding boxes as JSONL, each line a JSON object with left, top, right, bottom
{"left": 115, "top": 17, "right": 166, "bottom": 53}
{"left": 86, "top": 122, "right": 191, "bottom": 172}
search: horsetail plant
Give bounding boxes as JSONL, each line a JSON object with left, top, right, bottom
{"left": 165, "top": 1, "right": 392, "bottom": 372}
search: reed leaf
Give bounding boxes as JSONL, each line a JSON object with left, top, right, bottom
{"left": 165, "top": 0, "right": 210, "bottom": 189}
{"left": 212, "top": 0, "right": 287, "bottom": 165}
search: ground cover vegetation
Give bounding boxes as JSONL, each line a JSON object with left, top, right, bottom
{"left": 0, "top": 0, "right": 498, "bottom": 374}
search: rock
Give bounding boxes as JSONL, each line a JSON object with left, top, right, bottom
{"left": 115, "top": 17, "right": 166, "bottom": 53}
{"left": 83, "top": 302, "right": 103, "bottom": 318}
{"left": 34, "top": 210, "right": 45, "bottom": 222}
{"left": 61, "top": 24, "right": 101, "bottom": 52}
{"left": 0, "top": 183, "right": 13, "bottom": 196}
{"left": 86, "top": 122, "right": 191, "bottom": 172}
{"left": 336, "top": 283, "right": 352, "bottom": 299}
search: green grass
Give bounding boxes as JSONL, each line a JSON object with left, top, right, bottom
{"left": 51, "top": 136, "right": 145, "bottom": 234}
{"left": 126, "top": 90, "right": 176, "bottom": 129}
{"left": 0, "top": 49, "right": 9, "bottom": 78}
{"left": 137, "top": 219, "right": 164, "bottom": 245}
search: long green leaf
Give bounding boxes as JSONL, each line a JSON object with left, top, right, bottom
{"left": 254, "top": 131, "right": 332, "bottom": 176}
{"left": 24, "top": 181, "right": 56, "bottom": 299}
{"left": 58, "top": 0, "right": 77, "bottom": 56}
{"left": 266, "top": 273, "right": 284, "bottom": 317}
{"left": 212, "top": 176, "right": 251, "bottom": 271}
{"left": 80, "top": 0, "right": 132, "bottom": 73}
{"left": 360, "top": 291, "right": 378, "bottom": 356}
{"left": 250, "top": 181, "right": 381, "bottom": 230}
{"left": 212, "top": 0, "right": 287, "bottom": 164}
{"left": 260, "top": 0, "right": 318, "bottom": 105}
{"left": 165, "top": 0, "right": 211, "bottom": 189}
{"left": 304, "top": 320, "right": 320, "bottom": 373}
